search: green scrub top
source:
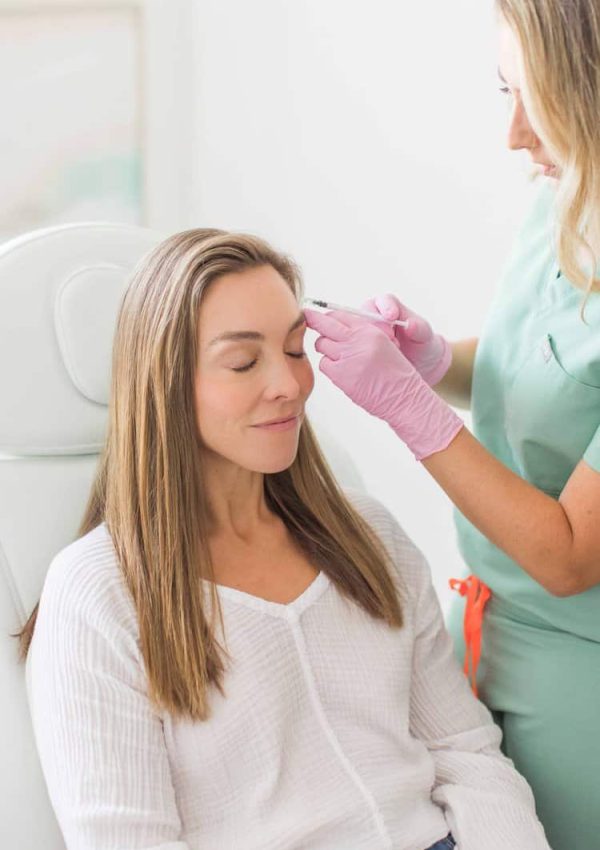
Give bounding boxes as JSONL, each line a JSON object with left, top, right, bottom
{"left": 454, "top": 182, "right": 600, "bottom": 642}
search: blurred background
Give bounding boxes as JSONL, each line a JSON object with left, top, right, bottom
{"left": 1, "top": 0, "right": 537, "bottom": 610}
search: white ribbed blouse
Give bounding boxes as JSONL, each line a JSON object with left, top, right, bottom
{"left": 26, "top": 491, "right": 550, "bottom": 850}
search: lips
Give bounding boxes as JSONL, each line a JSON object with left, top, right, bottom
{"left": 532, "top": 159, "right": 556, "bottom": 176}
{"left": 253, "top": 414, "right": 298, "bottom": 428}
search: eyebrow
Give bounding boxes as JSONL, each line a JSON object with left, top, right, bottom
{"left": 497, "top": 67, "right": 507, "bottom": 83}
{"left": 208, "top": 313, "right": 306, "bottom": 347}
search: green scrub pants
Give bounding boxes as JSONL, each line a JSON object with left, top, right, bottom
{"left": 447, "top": 599, "right": 600, "bottom": 850}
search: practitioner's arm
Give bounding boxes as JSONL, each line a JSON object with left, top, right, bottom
{"left": 305, "top": 308, "right": 600, "bottom": 597}
{"left": 434, "top": 338, "right": 478, "bottom": 409}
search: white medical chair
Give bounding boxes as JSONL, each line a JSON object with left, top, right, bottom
{"left": 0, "top": 221, "right": 364, "bottom": 850}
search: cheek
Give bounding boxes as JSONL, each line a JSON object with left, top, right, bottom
{"left": 195, "top": 374, "right": 257, "bottom": 436}
{"left": 538, "top": 139, "right": 557, "bottom": 164}
{"left": 297, "top": 358, "right": 315, "bottom": 399}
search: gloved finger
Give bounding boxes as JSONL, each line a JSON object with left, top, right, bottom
{"left": 403, "top": 315, "right": 433, "bottom": 344}
{"left": 370, "top": 295, "right": 433, "bottom": 344}
{"left": 303, "top": 308, "right": 352, "bottom": 341}
{"left": 360, "top": 294, "right": 403, "bottom": 323}
{"left": 326, "top": 310, "right": 371, "bottom": 330}
{"left": 314, "top": 336, "right": 342, "bottom": 360}
{"left": 357, "top": 298, "right": 396, "bottom": 341}
{"left": 318, "top": 356, "right": 342, "bottom": 385}
{"left": 373, "top": 293, "right": 404, "bottom": 321}
{"left": 359, "top": 296, "right": 380, "bottom": 314}
{"left": 305, "top": 307, "right": 366, "bottom": 330}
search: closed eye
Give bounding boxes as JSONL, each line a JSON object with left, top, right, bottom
{"left": 231, "top": 359, "right": 258, "bottom": 373}
{"left": 231, "top": 351, "right": 305, "bottom": 373}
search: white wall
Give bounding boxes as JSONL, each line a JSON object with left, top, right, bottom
{"left": 188, "top": 0, "right": 537, "bottom": 609}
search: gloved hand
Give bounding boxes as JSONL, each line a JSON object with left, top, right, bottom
{"left": 360, "top": 293, "right": 452, "bottom": 386}
{"left": 304, "top": 308, "right": 463, "bottom": 461}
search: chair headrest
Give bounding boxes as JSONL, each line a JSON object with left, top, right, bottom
{"left": 0, "top": 222, "right": 162, "bottom": 456}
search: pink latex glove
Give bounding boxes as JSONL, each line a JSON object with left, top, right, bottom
{"left": 360, "top": 293, "right": 452, "bottom": 386}
{"left": 304, "top": 309, "right": 463, "bottom": 461}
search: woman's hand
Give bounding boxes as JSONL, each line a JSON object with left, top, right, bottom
{"left": 360, "top": 293, "right": 452, "bottom": 386}
{"left": 304, "top": 308, "right": 463, "bottom": 461}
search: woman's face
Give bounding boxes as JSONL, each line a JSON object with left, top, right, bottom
{"left": 498, "top": 16, "right": 558, "bottom": 178}
{"left": 195, "top": 264, "right": 314, "bottom": 474}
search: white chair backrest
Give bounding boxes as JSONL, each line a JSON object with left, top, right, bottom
{"left": 0, "top": 222, "right": 163, "bottom": 849}
{"left": 0, "top": 221, "right": 364, "bottom": 850}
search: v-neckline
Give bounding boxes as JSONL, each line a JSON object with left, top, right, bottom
{"left": 201, "top": 570, "right": 330, "bottom": 618}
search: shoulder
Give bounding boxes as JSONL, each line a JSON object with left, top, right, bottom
{"left": 343, "top": 487, "right": 407, "bottom": 541}
{"left": 36, "top": 522, "right": 137, "bottom": 641}
{"left": 27, "top": 525, "right": 148, "bottom": 720}
{"left": 342, "top": 488, "right": 431, "bottom": 597}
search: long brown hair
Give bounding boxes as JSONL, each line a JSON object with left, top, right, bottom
{"left": 497, "top": 0, "right": 600, "bottom": 295}
{"left": 16, "top": 229, "right": 403, "bottom": 721}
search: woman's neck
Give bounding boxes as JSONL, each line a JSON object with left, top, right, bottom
{"left": 203, "top": 453, "right": 271, "bottom": 540}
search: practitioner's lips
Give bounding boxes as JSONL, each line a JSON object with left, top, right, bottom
{"left": 532, "top": 159, "right": 558, "bottom": 178}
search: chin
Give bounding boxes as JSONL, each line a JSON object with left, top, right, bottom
{"left": 244, "top": 441, "right": 300, "bottom": 475}
{"left": 255, "top": 452, "right": 299, "bottom": 475}
{"left": 242, "top": 427, "right": 302, "bottom": 474}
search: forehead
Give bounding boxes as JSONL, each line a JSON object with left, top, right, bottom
{"left": 198, "top": 265, "right": 299, "bottom": 337}
{"left": 497, "top": 16, "right": 523, "bottom": 86}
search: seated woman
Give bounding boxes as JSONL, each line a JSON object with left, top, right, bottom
{"left": 20, "top": 229, "right": 550, "bottom": 850}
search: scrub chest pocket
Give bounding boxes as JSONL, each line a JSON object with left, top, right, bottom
{"left": 505, "top": 332, "right": 600, "bottom": 496}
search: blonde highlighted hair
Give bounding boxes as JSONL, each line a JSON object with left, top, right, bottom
{"left": 16, "top": 229, "right": 402, "bottom": 721}
{"left": 497, "top": 0, "right": 600, "bottom": 295}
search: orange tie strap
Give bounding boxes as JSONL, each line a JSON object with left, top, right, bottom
{"left": 449, "top": 575, "right": 491, "bottom": 698}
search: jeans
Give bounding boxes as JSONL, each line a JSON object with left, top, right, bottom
{"left": 425, "top": 834, "right": 456, "bottom": 850}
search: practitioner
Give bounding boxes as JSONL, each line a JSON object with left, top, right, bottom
{"left": 306, "top": 2, "right": 600, "bottom": 848}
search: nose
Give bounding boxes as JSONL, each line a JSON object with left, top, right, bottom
{"left": 507, "top": 97, "right": 538, "bottom": 151}
{"left": 264, "top": 356, "right": 302, "bottom": 402}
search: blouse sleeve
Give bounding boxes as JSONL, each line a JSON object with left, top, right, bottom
{"left": 25, "top": 551, "right": 190, "bottom": 850}
{"left": 406, "top": 543, "right": 551, "bottom": 850}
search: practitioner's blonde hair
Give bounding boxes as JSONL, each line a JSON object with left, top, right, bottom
{"left": 497, "top": 0, "right": 600, "bottom": 296}
{"left": 16, "top": 229, "right": 403, "bottom": 721}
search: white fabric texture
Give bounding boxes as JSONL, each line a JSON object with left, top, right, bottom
{"left": 25, "top": 491, "right": 551, "bottom": 850}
